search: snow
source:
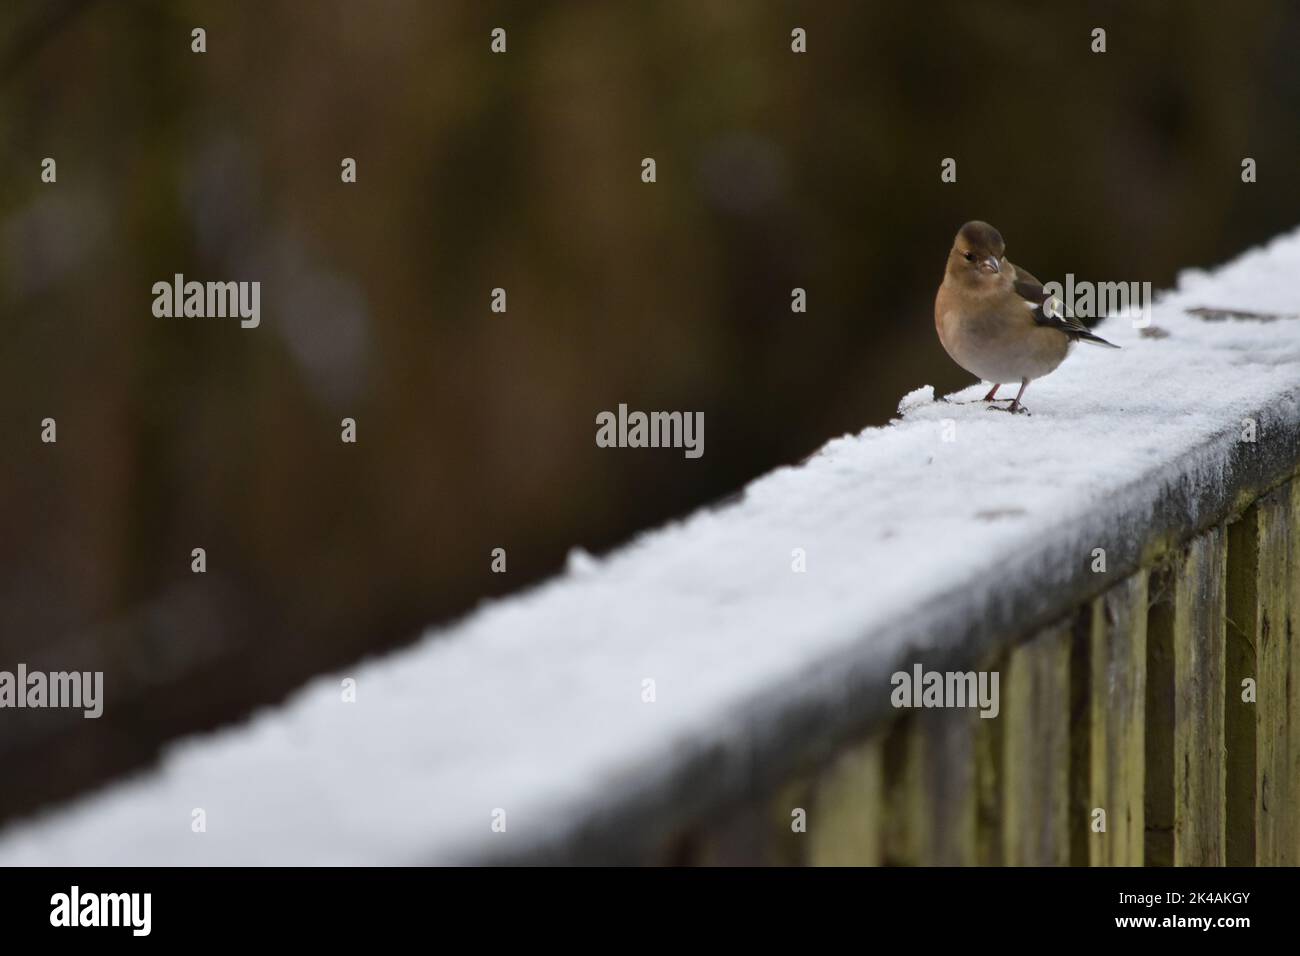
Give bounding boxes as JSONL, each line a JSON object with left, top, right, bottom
{"left": 3, "top": 230, "right": 1300, "bottom": 865}
{"left": 896, "top": 384, "right": 936, "bottom": 415}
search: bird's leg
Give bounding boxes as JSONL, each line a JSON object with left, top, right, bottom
{"left": 1007, "top": 378, "right": 1031, "bottom": 415}
{"left": 983, "top": 383, "right": 1001, "bottom": 402}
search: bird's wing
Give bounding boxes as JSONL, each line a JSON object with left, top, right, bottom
{"left": 1008, "top": 260, "right": 1120, "bottom": 348}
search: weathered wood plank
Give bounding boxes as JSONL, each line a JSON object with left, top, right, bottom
{"left": 1287, "top": 480, "right": 1300, "bottom": 865}
{"left": 1002, "top": 623, "right": 1071, "bottom": 865}
{"left": 1255, "top": 482, "right": 1299, "bottom": 864}
{"left": 1222, "top": 481, "right": 1299, "bottom": 866}
{"left": 882, "top": 709, "right": 978, "bottom": 865}
{"left": 693, "top": 736, "right": 888, "bottom": 867}
{"left": 1172, "top": 526, "right": 1228, "bottom": 866}
{"left": 976, "top": 683, "right": 1003, "bottom": 865}
{"left": 687, "top": 775, "right": 811, "bottom": 866}
{"left": 1145, "top": 563, "right": 1175, "bottom": 866}
{"left": 1085, "top": 574, "right": 1148, "bottom": 866}
{"left": 770, "top": 778, "right": 814, "bottom": 866}
{"left": 918, "top": 708, "right": 980, "bottom": 865}
{"left": 1069, "top": 611, "right": 1089, "bottom": 867}
{"left": 808, "top": 737, "right": 884, "bottom": 865}
{"left": 1288, "top": 479, "right": 1300, "bottom": 866}
{"left": 1225, "top": 505, "right": 1260, "bottom": 866}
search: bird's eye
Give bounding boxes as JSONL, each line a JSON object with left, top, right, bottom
{"left": 963, "top": 252, "right": 975, "bottom": 262}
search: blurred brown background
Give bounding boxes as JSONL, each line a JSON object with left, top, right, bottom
{"left": 1, "top": 0, "right": 1298, "bottom": 825}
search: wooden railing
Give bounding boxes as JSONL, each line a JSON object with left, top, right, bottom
{"left": 1, "top": 232, "right": 1297, "bottom": 866}
{"left": 674, "top": 486, "right": 1298, "bottom": 865}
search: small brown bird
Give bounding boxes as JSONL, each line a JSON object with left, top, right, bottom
{"left": 935, "top": 221, "right": 1118, "bottom": 414}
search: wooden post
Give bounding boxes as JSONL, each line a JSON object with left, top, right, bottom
{"left": 882, "top": 709, "right": 978, "bottom": 865}
{"left": 688, "top": 777, "right": 813, "bottom": 866}
{"left": 1002, "top": 623, "right": 1072, "bottom": 865}
{"left": 1225, "top": 505, "right": 1260, "bottom": 866}
{"left": 1254, "top": 482, "right": 1298, "bottom": 864}
{"left": 1172, "top": 526, "right": 1228, "bottom": 865}
{"left": 1081, "top": 574, "right": 1147, "bottom": 865}
{"left": 809, "top": 737, "right": 884, "bottom": 865}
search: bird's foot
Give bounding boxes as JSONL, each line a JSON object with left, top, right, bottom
{"left": 987, "top": 402, "right": 1031, "bottom": 416}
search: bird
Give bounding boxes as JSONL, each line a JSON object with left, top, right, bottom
{"left": 934, "top": 221, "right": 1118, "bottom": 414}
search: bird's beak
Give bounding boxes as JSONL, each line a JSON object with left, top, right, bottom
{"left": 981, "top": 256, "right": 1001, "bottom": 274}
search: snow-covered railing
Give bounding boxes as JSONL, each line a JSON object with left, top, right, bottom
{"left": 3, "top": 231, "right": 1300, "bottom": 866}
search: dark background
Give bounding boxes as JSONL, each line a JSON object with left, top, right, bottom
{"left": 2, "top": 0, "right": 1298, "bottom": 826}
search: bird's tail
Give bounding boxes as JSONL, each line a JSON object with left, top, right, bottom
{"left": 1069, "top": 327, "right": 1121, "bottom": 348}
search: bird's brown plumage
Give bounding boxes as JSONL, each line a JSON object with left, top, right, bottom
{"left": 934, "top": 221, "right": 1117, "bottom": 410}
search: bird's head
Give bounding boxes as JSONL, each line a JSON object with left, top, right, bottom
{"left": 948, "top": 221, "right": 1007, "bottom": 285}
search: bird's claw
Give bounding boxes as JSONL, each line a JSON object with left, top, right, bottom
{"left": 986, "top": 403, "right": 1031, "bottom": 416}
